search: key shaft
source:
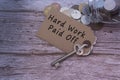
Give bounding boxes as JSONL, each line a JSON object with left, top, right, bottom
{"left": 51, "top": 44, "right": 87, "bottom": 68}
{"left": 51, "top": 50, "right": 76, "bottom": 67}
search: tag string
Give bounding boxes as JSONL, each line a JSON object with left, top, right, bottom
{"left": 74, "top": 44, "right": 88, "bottom": 55}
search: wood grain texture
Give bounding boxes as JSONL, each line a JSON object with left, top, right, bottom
{"left": 0, "top": 12, "right": 120, "bottom": 55}
{"left": 0, "top": 54, "right": 120, "bottom": 80}
{"left": 0, "top": 0, "right": 120, "bottom": 80}
{"left": 0, "top": 0, "right": 87, "bottom": 11}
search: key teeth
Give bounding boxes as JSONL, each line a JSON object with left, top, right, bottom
{"left": 51, "top": 39, "right": 96, "bottom": 67}
{"left": 51, "top": 63, "right": 61, "bottom": 69}
{"left": 55, "top": 63, "right": 61, "bottom": 69}
{"left": 51, "top": 62, "right": 61, "bottom": 68}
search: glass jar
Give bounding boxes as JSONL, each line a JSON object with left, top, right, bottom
{"left": 88, "top": 0, "right": 120, "bottom": 24}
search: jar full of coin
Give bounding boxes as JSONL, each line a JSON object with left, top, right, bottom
{"left": 88, "top": 0, "right": 120, "bottom": 24}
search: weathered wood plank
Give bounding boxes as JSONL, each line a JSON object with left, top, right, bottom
{"left": 0, "top": 0, "right": 120, "bottom": 80}
{"left": 0, "top": 12, "right": 120, "bottom": 55}
{"left": 0, "top": 0, "right": 87, "bottom": 11}
{"left": 0, "top": 54, "right": 120, "bottom": 80}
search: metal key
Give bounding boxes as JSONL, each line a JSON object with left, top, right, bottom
{"left": 51, "top": 44, "right": 87, "bottom": 68}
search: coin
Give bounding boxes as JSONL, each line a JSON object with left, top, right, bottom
{"left": 44, "top": 3, "right": 61, "bottom": 16}
{"left": 61, "top": 9, "right": 74, "bottom": 17}
{"left": 71, "top": 10, "right": 82, "bottom": 19}
{"left": 79, "top": 3, "right": 87, "bottom": 12}
{"left": 104, "top": 0, "right": 116, "bottom": 11}
{"left": 44, "top": 5, "right": 53, "bottom": 16}
{"left": 95, "top": 0, "right": 104, "bottom": 8}
{"left": 51, "top": 2, "right": 61, "bottom": 10}
{"left": 60, "top": 7, "right": 69, "bottom": 12}
{"left": 81, "top": 4, "right": 91, "bottom": 15}
{"left": 71, "top": 5, "right": 79, "bottom": 10}
{"left": 89, "top": 0, "right": 104, "bottom": 8}
{"left": 81, "top": 15, "right": 91, "bottom": 25}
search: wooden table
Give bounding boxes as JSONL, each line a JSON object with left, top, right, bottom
{"left": 0, "top": 0, "right": 120, "bottom": 80}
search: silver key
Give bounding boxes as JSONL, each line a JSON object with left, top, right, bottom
{"left": 51, "top": 44, "right": 87, "bottom": 68}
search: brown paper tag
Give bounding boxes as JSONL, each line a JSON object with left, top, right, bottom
{"left": 37, "top": 9, "right": 96, "bottom": 55}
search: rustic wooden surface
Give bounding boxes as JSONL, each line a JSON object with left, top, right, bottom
{"left": 0, "top": 0, "right": 120, "bottom": 80}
